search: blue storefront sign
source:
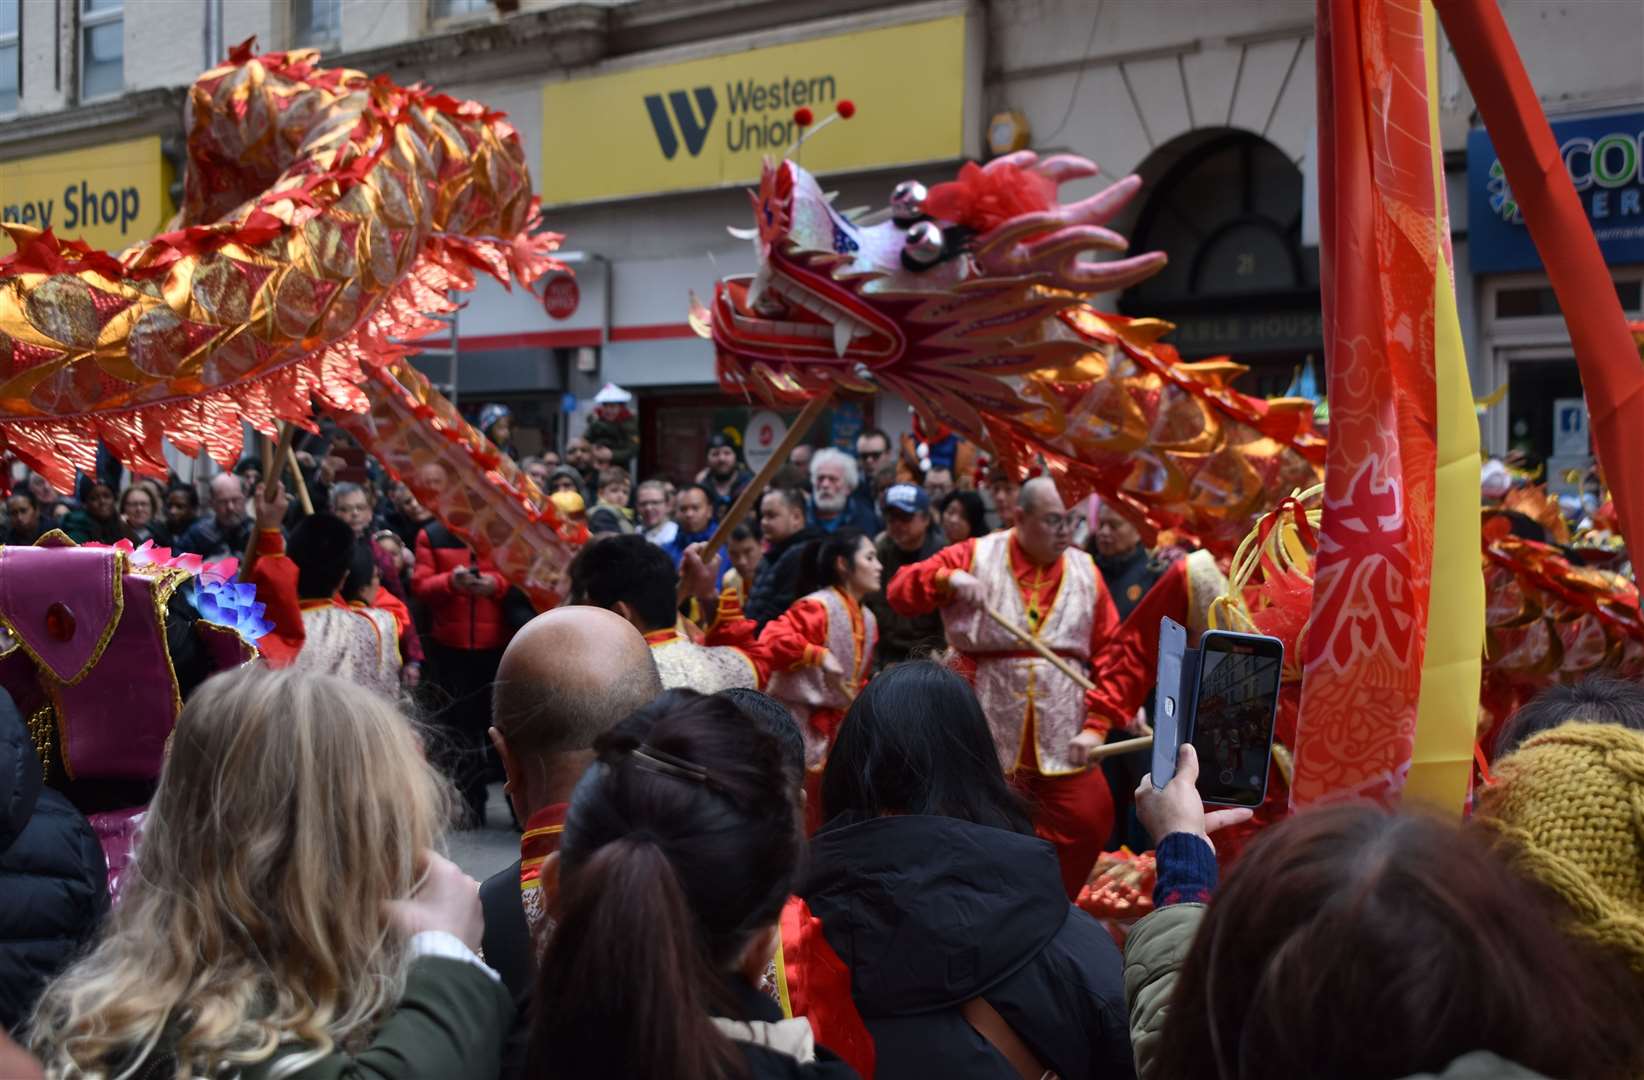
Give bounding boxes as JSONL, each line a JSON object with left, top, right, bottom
{"left": 1467, "top": 110, "right": 1644, "bottom": 273}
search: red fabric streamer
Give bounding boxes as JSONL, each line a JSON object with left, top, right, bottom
{"left": 1434, "top": 0, "right": 1644, "bottom": 565}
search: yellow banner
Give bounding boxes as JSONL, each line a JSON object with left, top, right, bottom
{"left": 541, "top": 15, "right": 971, "bottom": 205}
{"left": 0, "top": 136, "right": 172, "bottom": 254}
{"left": 1407, "top": 0, "right": 1482, "bottom": 813}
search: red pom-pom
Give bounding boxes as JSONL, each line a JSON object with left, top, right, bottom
{"left": 793, "top": 107, "right": 814, "bottom": 127}
{"left": 923, "top": 161, "right": 1057, "bottom": 235}
{"left": 837, "top": 100, "right": 856, "bottom": 119}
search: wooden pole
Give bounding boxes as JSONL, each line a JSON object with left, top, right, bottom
{"left": 981, "top": 603, "right": 1098, "bottom": 693}
{"left": 286, "top": 445, "right": 314, "bottom": 515}
{"left": 240, "top": 423, "right": 298, "bottom": 576}
{"left": 678, "top": 386, "right": 837, "bottom": 601}
{"left": 1085, "top": 734, "right": 1153, "bottom": 762}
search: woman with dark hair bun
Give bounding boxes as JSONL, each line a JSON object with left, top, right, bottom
{"left": 799, "top": 661, "right": 1134, "bottom": 1079}
{"left": 759, "top": 529, "right": 881, "bottom": 807}
{"left": 528, "top": 690, "right": 857, "bottom": 1080}
{"left": 1127, "top": 745, "right": 1644, "bottom": 1080}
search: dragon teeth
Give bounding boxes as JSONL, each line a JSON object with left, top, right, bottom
{"left": 834, "top": 319, "right": 853, "bottom": 357}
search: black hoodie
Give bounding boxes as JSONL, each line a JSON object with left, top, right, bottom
{"left": 0, "top": 690, "right": 108, "bottom": 1032}
{"left": 804, "top": 814, "right": 1135, "bottom": 1079}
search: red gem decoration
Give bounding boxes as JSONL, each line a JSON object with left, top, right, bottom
{"left": 793, "top": 107, "right": 814, "bottom": 127}
{"left": 837, "top": 100, "right": 856, "bottom": 119}
{"left": 45, "top": 602, "right": 75, "bottom": 642}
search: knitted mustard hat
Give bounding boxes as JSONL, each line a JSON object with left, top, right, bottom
{"left": 1477, "top": 722, "right": 1644, "bottom": 974}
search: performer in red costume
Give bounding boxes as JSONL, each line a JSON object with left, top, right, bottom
{"left": 761, "top": 529, "right": 881, "bottom": 829}
{"left": 566, "top": 534, "right": 770, "bottom": 693}
{"left": 888, "top": 477, "right": 1124, "bottom": 897}
{"left": 247, "top": 482, "right": 400, "bottom": 699}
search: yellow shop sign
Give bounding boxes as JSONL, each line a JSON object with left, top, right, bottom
{"left": 541, "top": 14, "right": 973, "bottom": 205}
{"left": 0, "top": 136, "right": 173, "bottom": 254}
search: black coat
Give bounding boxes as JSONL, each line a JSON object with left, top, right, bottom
{"left": 0, "top": 691, "right": 108, "bottom": 1032}
{"left": 747, "top": 526, "right": 824, "bottom": 629}
{"left": 804, "top": 815, "right": 1135, "bottom": 1080}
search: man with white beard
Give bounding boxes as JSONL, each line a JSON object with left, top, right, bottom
{"left": 806, "top": 447, "right": 881, "bottom": 536}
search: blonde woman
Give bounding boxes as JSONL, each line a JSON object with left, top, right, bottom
{"left": 27, "top": 666, "right": 510, "bottom": 1079}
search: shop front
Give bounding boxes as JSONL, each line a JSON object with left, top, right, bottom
{"left": 1467, "top": 109, "right": 1644, "bottom": 487}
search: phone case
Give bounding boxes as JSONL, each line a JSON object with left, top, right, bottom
{"left": 1151, "top": 617, "right": 1188, "bottom": 788}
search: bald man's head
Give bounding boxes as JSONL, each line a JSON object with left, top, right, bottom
{"left": 1014, "top": 477, "right": 1072, "bottom": 565}
{"left": 492, "top": 606, "right": 663, "bottom": 761}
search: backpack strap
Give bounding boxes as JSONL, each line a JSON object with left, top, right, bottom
{"left": 959, "top": 997, "right": 1057, "bottom": 1080}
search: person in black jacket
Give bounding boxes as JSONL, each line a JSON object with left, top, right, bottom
{"left": 0, "top": 687, "right": 108, "bottom": 1033}
{"left": 529, "top": 691, "right": 857, "bottom": 1080}
{"left": 804, "top": 661, "right": 1135, "bottom": 1079}
{"left": 746, "top": 487, "right": 821, "bottom": 629}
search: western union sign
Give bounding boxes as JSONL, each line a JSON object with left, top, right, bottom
{"left": 0, "top": 136, "right": 173, "bottom": 255}
{"left": 541, "top": 14, "right": 972, "bottom": 205}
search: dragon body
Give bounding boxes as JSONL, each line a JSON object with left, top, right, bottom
{"left": 0, "top": 44, "right": 578, "bottom": 605}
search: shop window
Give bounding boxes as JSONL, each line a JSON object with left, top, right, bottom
{"left": 1494, "top": 280, "right": 1642, "bottom": 319}
{"left": 291, "top": 0, "right": 340, "bottom": 48}
{"left": 79, "top": 0, "right": 121, "bottom": 101}
{"left": 0, "top": 0, "right": 18, "bottom": 116}
{"left": 430, "top": 0, "right": 490, "bottom": 22}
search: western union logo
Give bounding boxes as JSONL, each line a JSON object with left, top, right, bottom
{"left": 643, "top": 74, "right": 839, "bottom": 159}
{"left": 541, "top": 14, "right": 969, "bottom": 204}
{"left": 644, "top": 88, "right": 716, "bottom": 159}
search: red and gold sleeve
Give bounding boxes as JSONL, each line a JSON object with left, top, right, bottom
{"left": 706, "top": 584, "right": 774, "bottom": 685}
{"left": 759, "top": 597, "right": 832, "bottom": 672}
{"left": 886, "top": 538, "right": 978, "bottom": 617}
{"left": 248, "top": 530, "right": 304, "bottom": 667}
{"left": 1085, "top": 559, "right": 1189, "bottom": 733}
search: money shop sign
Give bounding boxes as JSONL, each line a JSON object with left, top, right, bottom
{"left": 0, "top": 136, "right": 172, "bottom": 254}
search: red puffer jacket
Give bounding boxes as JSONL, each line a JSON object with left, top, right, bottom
{"left": 412, "top": 523, "right": 511, "bottom": 651}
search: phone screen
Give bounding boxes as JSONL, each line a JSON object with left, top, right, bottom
{"left": 1189, "top": 631, "right": 1283, "bottom": 807}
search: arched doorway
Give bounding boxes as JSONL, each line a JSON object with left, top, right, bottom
{"left": 1120, "top": 129, "right": 1321, "bottom": 399}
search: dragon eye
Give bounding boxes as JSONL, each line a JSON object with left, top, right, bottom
{"left": 902, "top": 220, "right": 945, "bottom": 269}
{"left": 890, "top": 180, "right": 928, "bottom": 225}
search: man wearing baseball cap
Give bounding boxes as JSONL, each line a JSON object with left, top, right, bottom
{"left": 866, "top": 483, "right": 946, "bottom": 669}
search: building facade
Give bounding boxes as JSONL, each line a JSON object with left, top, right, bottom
{"left": 2, "top": 0, "right": 1640, "bottom": 483}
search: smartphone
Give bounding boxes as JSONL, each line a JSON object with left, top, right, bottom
{"left": 1151, "top": 617, "right": 1188, "bottom": 789}
{"left": 1188, "top": 629, "right": 1284, "bottom": 807}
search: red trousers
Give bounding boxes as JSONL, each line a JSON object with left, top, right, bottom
{"left": 1009, "top": 709, "right": 1114, "bottom": 899}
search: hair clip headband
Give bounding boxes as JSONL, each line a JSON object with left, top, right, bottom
{"left": 627, "top": 743, "right": 723, "bottom": 794}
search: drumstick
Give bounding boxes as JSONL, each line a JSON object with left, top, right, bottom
{"left": 981, "top": 603, "right": 1099, "bottom": 693}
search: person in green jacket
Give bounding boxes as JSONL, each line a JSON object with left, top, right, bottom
{"left": 28, "top": 665, "right": 512, "bottom": 1079}
{"left": 584, "top": 382, "right": 639, "bottom": 470}
{"left": 1124, "top": 746, "right": 1644, "bottom": 1080}
{"left": 60, "top": 481, "right": 124, "bottom": 545}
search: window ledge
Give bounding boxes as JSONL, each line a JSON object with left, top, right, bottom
{"left": 0, "top": 86, "right": 185, "bottom": 151}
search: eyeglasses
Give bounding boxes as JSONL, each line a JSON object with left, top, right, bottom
{"left": 1032, "top": 512, "right": 1079, "bottom": 532}
{"left": 859, "top": 449, "right": 886, "bottom": 461}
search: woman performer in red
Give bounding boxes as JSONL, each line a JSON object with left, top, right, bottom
{"left": 761, "top": 529, "right": 881, "bottom": 823}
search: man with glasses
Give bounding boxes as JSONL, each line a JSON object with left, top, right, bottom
{"left": 855, "top": 428, "right": 891, "bottom": 495}
{"left": 177, "top": 472, "right": 253, "bottom": 558}
{"left": 885, "top": 475, "right": 1125, "bottom": 898}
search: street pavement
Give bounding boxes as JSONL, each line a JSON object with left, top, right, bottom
{"left": 448, "top": 782, "right": 521, "bottom": 882}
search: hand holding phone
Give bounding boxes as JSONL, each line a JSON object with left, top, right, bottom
{"left": 1149, "top": 617, "right": 1283, "bottom": 808}
{"left": 1136, "top": 743, "right": 1255, "bottom": 852}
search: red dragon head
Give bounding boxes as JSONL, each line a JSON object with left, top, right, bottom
{"left": 697, "top": 151, "right": 1324, "bottom": 549}
{"left": 696, "top": 151, "right": 1166, "bottom": 426}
